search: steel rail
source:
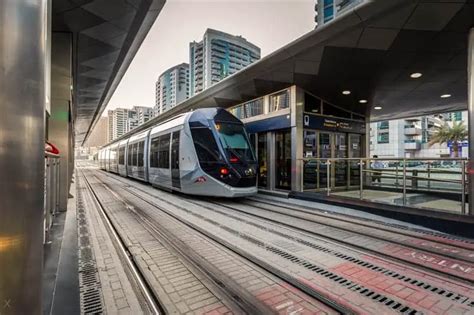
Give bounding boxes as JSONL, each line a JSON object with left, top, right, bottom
{"left": 79, "top": 170, "right": 163, "bottom": 315}
{"left": 93, "top": 171, "right": 351, "bottom": 315}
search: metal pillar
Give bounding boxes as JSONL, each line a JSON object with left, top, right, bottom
{"left": 50, "top": 33, "right": 73, "bottom": 211}
{"left": 0, "top": 1, "right": 48, "bottom": 313}
{"left": 468, "top": 28, "right": 474, "bottom": 216}
{"left": 291, "top": 86, "right": 304, "bottom": 192}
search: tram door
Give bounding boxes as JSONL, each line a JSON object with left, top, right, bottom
{"left": 171, "top": 131, "right": 181, "bottom": 189}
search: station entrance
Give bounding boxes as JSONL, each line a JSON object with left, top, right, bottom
{"left": 302, "top": 131, "right": 362, "bottom": 191}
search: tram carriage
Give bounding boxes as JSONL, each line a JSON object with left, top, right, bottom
{"left": 99, "top": 108, "right": 258, "bottom": 197}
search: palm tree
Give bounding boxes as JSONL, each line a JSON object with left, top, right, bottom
{"left": 428, "top": 121, "right": 468, "bottom": 157}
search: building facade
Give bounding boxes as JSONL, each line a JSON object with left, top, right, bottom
{"left": 315, "top": 0, "right": 363, "bottom": 27}
{"left": 228, "top": 85, "right": 366, "bottom": 192}
{"left": 189, "top": 29, "right": 261, "bottom": 96}
{"left": 107, "top": 106, "right": 154, "bottom": 141}
{"left": 155, "top": 63, "right": 190, "bottom": 116}
{"left": 370, "top": 112, "right": 468, "bottom": 158}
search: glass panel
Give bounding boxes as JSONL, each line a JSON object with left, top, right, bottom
{"left": 334, "top": 133, "right": 347, "bottom": 187}
{"left": 349, "top": 134, "right": 362, "bottom": 186}
{"left": 275, "top": 130, "right": 291, "bottom": 190}
{"left": 257, "top": 133, "right": 267, "bottom": 188}
{"left": 150, "top": 137, "right": 160, "bottom": 168}
{"left": 323, "top": 102, "right": 351, "bottom": 119}
{"left": 191, "top": 127, "right": 223, "bottom": 165}
{"left": 137, "top": 141, "right": 144, "bottom": 167}
{"left": 303, "top": 130, "right": 317, "bottom": 190}
{"left": 118, "top": 147, "right": 125, "bottom": 165}
{"left": 127, "top": 145, "right": 132, "bottom": 166}
{"left": 269, "top": 90, "right": 289, "bottom": 112}
{"left": 318, "top": 133, "right": 332, "bottom": 188}
{"left": 304, "top": 93, "right": 321, "bottom": 114}
{"left": 215, "top": 123, "right": 255, "bottom": 161}
{"left": 244, "top": 98, "right": 264, "bottom": 117}
{"left": 158, "top": 134, "right": 170, "bottom": 169}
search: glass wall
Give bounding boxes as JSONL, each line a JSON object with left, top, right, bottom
{"left": 270, "top": 90, "right": 289, "bottom": 112}
{"left": 275, "top": 130, "right": 292, "bottom": 190}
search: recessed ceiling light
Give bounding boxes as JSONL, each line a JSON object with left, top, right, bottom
{"left": 374, "top": 106, "right": 382, "bottom": 110}
{"left": 440, "top": 94, "right": 451, "bottom": 98}
{"left": 359, "top": 99, "right": 368, "bottom": 104}
{"left": 342, "top": 90, "right": 351, "bottom": 95}
{"left": 410, "top": 73, "right": 423, "bottom": 79}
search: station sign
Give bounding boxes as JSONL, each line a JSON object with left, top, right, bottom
{"left": 303, "top": 114, "right": 366, "bottom": 134}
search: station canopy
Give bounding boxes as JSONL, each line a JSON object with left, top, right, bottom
{"left": 87, "top": 0, "right": 474, "bottom": 144}
{"left": 52, "top": 0, "right": 165, "bottom": 146}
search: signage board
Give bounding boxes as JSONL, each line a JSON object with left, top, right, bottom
{"left": 303, "top": 114, "right": 366, "bottom": 134}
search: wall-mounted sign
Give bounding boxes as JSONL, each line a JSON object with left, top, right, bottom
{"left": 303, "top": 114, "right": 366, "bottom": 134}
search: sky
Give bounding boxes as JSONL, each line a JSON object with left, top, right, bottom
{"left": 105, "top": 0, "right": 315, "bottom": 113}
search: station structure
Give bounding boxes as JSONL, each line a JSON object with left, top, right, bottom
{"left": 1, "top": 0, "right": 474, "bottom": 314}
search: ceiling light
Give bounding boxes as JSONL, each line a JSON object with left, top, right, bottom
{"left": 359, "top": 99, "right": 368, "bottom": 104}
{"left": 342, "top": 90, "right": 351, "bottom": 95}
{"left": 410, "top": 73, "right": 423, "bottom": 79}
{"left": 374, "top": 106, "right": 382, "bottom": 110}
{"left": 440, "top": 94, "right": 451, "bottom": 98}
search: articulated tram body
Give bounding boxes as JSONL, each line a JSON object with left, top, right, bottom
{"left": 99, "top": 108, "right": 258, "bottom": 197}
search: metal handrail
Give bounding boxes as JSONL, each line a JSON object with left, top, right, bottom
{"left": 299, "top": 157, "right": 468, "bottom": 214}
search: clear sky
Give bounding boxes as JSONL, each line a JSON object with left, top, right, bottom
{"left": 105, "top": 0, "right": 315, "bottom": 113}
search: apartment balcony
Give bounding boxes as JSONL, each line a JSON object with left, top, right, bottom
{"left": 404, "top": 125, "right": 422, "bottom": 135}
{"left": 404, "top": 139, "right": 421, "bottom": 150}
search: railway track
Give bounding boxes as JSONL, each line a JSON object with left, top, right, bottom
{"left": 194, "top": 197, "right": 474, "bottom": 284}
{"left": 245, "top": 196, "right": 474, "bottom": 251}
{"left": 83, "top": 168, "right": 342, "bottom": 314}
{"left": 94, "top": 169, "right": 474, "bottom": 314}
{"left": 79, "top": 170, "right": 164, "bottom": 314}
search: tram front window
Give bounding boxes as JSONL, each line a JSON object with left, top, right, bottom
{"left": 215, "top": 123, "right": 255, "bottom": 162}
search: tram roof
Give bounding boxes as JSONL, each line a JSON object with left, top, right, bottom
{"left": 101, "top": 0, "right": 474, "bottom": 145}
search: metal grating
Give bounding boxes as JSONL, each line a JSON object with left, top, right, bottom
{"left": 173, "top": 204, "right": 420, "bottom": 314}
{"left": 77, "top": 183, "right": 104, "bottom": 314}
{"left": 208, "top": 204, "right": 474, "bottom": 308}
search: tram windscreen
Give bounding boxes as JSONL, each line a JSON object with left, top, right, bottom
{"left": 215, "top": 123, "right": 255, "bottom": 162}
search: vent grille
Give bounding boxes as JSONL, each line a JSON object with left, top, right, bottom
{"left": 77, "top": 184, "right": 104, "bottom": 314}
{"left": 208, "top": 204, "right": 474, "bottom": 308}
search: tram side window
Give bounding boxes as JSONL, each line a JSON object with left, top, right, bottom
{"left": 150, "top": 137, "right": 160, "bottom": 168}
{"left": 118, "top": 147, "right": 125, "bottom": 165}
{"left": 137, "top": 141, "right": 144, "bottom": 167}
{"left": 190, "top": 127, "right": 222, "bottom": 163}
{"left": 133, "top": 143, "right": 138, "bottom": 166}
{"left": 158, "top": 134, "right": 170, "bottom": 168}
{"left": 127, "top": 145, "right": 133, "bottom": 166}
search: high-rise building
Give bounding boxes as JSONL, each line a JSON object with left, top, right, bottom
{"left": 155, "top": 63, "right": 189, "bottom": 116}
{"left": 189, "top": 29, "right": 261, "bottom": 96}
{"left": 315, "top": 0, "right": 363, "bottom": 27}
{"left": 107, "top": 110, "right": 114, "bottom": 142}
{"left": 127, "top": 106, "right": 155, "bottom": 131}
{"left": 107, "top": 106, "right": 154, "bottom": 141}
{"left": 370, "top": 112, "right": 468, "bottom": 158}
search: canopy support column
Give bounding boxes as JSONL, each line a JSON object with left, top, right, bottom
{"left": 468, "top": 28, "right": 474, "bottom": 215}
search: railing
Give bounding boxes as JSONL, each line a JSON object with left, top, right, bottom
{"left": 44, "top": 152, "right": 60, "bottom": 244}
{"left": 300, "top": 157, "right": 469, "bottom": 215}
